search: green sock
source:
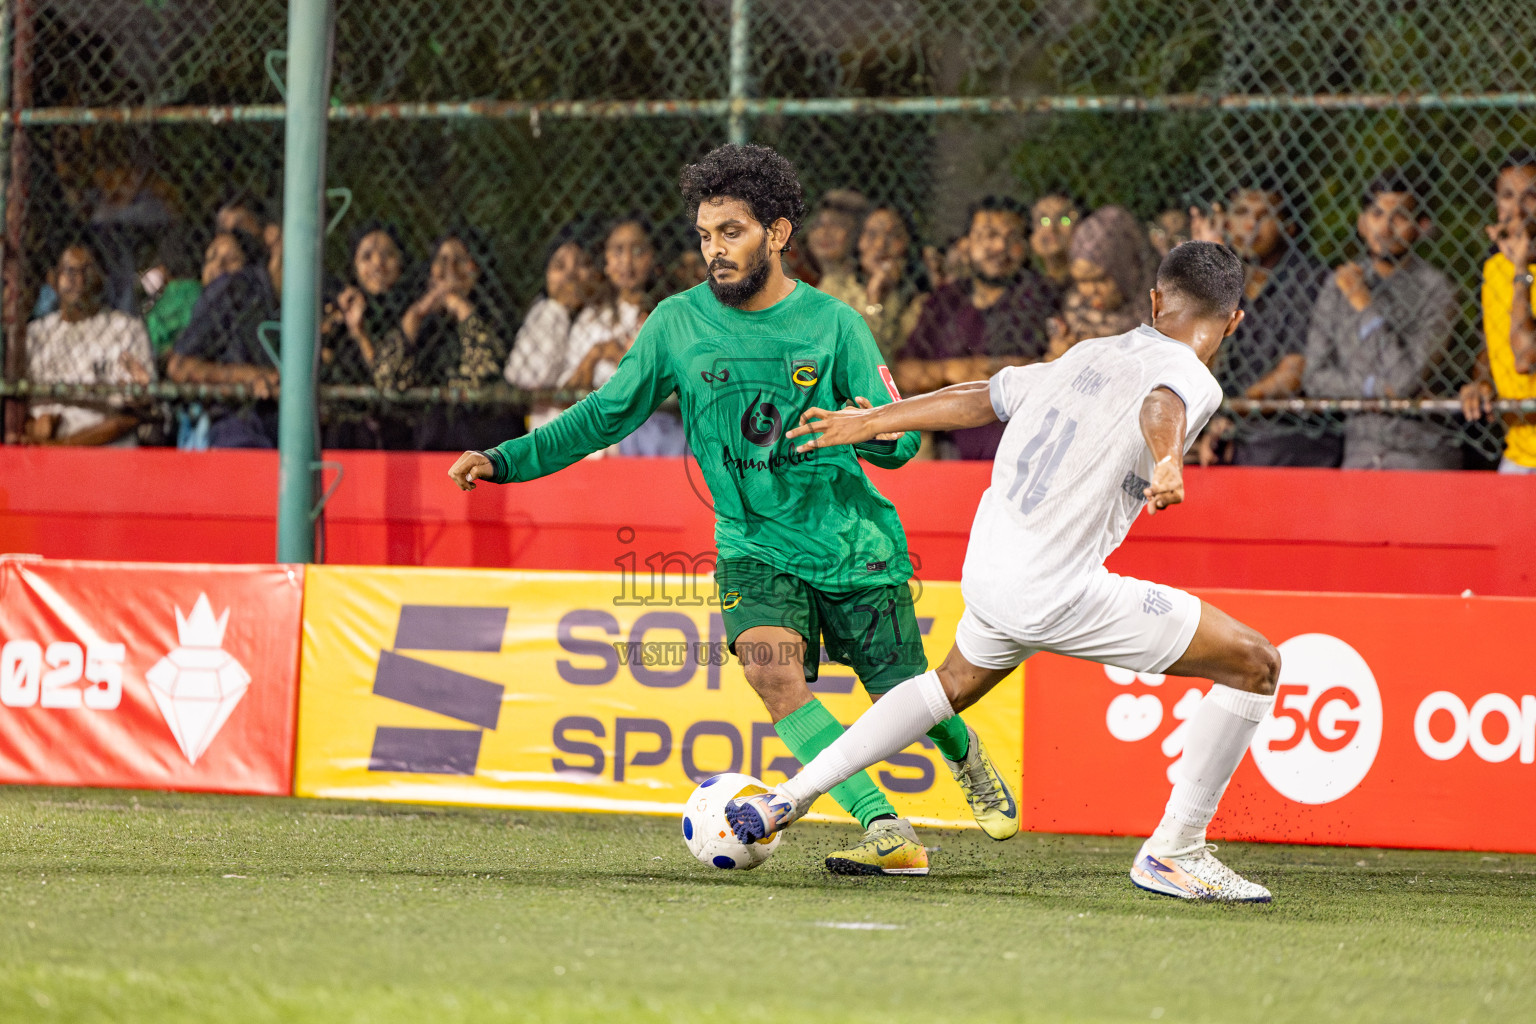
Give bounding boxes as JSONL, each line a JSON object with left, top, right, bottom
{"left": 927, "top": 714, "right": 971, "bottom": 763}
{"left": 775, "top": 698, "right": 897, "bottom": 829}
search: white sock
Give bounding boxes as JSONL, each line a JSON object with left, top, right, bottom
{"left": 1147, "top": 684, "right": 1274, "bottom": 857}
{"left": 781, "top": 670, "right": 955, "bottom": 809}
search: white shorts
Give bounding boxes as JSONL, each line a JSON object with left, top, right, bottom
{"left": 955, "top": 572, "right": 1202, "bottom": 675}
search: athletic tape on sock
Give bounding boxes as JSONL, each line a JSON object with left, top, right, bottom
{"left": 915, "top": 670, "right": 955, "bottom": 722}
{"left": 1206, "top": 683, "right": 1276, "bottom": 723}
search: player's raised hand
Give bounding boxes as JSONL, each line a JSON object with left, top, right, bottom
{"left": 788, "top": 405, "right": 878, "bottom": 452}
{"left": 1143, "top": 454, "right": 1184, "bottom": 515}
{"left": 448, "top": 450, "right": 494, "bottom": 491}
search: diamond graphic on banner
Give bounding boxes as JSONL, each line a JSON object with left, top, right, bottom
{"left": 145, "top": 594, "right": 251, "bottom": 764}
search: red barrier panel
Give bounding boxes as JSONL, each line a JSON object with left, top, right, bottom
{"left": 1024, "top": 589, "right": 1536, "bottom": 854}
{"left": 2, "top": 448, "right": 1534, "bottom": 594}
{"left": 0, "top": 556, "right": 303, "bottom": 793}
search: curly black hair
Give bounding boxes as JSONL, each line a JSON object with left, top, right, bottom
{"left": 678, "top": 144, "right": 806, "bottom": 250}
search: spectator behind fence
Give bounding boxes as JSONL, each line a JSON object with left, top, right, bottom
{"left": 1303, "top": 170, "right": 1459, "bottom": 471}
{"left": 319, "top": 221, "right": 414, "bottom": 448}
{"left": 167, "top": 229, "right": 280, "bottom": 448}
{"left": 377, "top": 229, "right": 520, "bottom": 451}
{"left": 1050, "top": 205, "right": 1156, "bottom": 357}
{"left": 1193, "top": 184, "right": 1339, "bottom": 467}
{"left": 1147, "top": 208, "right": 1190, "bottom": 259}
{"left": 504, "top": 218, "right": 599, "bottom": 432}
{"left": 140, "top": 225, "right": 203, "bottom": 367}
{"left": 20, "top": 241, "right": 153, "bottom": 446}
{"left": 215, "top": 192, "right": 283, "bottom": 298}
{"left": 1461, "top": 151, "right": 1536, "bottom": 474}
{"left": 1030, "top": 192, "right": 1079, "bottom": 304}
{"left": 803, "top": 189, "right": 869, "bottom": 296}
{"left": 900, "top": 195, "right": 1055, "bottom": 459}
{"left": 817, "top": 205, "right": 926, "bottom": 362}
{"left": 564, "top": 214, "right": 687, "bottom": 456}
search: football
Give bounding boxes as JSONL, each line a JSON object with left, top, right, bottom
{"left": 681, "top": 773, "right": 782, "bottom": 869}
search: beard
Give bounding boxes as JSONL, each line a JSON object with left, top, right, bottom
{"left": 707, "top": 236, "right": 772, "bottom": 308}
{"left": 973, "top": 265, "right": 1022, "bottom": 288}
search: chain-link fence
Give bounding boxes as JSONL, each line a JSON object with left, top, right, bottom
{"left": 3, "top": 0, "right": 1535, "bottom": 464}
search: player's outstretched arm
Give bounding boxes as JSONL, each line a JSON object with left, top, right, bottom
{"left": 455, "top": 317, "right": 676, "bottom": 489}
{"left": 788, "top": 380, "right": 997, "bottom": 452}
{"left": 1140, "top": 387, "right": 1187, "bottom": 514}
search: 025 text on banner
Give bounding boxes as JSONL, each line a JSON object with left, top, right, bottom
{"left": 1024, "top": 589, "right": 1536, "bottom": 854}
{"left": 294, "top": 566, "right": 1021, "bottom": 828}
{"left": 0, "top": 556, "right": 303, "bottom": 794}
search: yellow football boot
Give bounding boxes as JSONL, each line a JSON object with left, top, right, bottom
{"left": 825, "top": 817, "right": 930, "bottom": 876}
{"left": 944, "top": 726, "right": 1020, "bottom": 840}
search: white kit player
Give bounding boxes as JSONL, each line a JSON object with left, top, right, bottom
{"left": 727, "top": 241, "right": 1283, "bottom": 902}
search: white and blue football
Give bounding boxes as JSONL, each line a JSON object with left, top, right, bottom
{"left": 681, "top": 773, "right": 781, "bottom": 870}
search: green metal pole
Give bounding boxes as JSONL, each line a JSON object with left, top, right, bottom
{"left": 727, "top": 0, "right": 749, "bottom": 144}
{"left": 276, "top": 0, "right": 334, "bottom": 563}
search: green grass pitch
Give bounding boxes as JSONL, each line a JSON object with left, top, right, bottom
{"left": 2, "top": 786, "right": 1532, "bottom": 1024}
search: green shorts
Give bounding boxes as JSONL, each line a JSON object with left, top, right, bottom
{"left": 715, "top": 557, "right": 928, "bottom": 694}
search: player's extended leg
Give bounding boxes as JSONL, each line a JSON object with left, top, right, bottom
{"left": 735, "top": 624, "right": 928, "bottom": 876}
{"left": 820, "top": 585, "right": 1019, "bottom": 841}
{"left": 1129, "top": 599, "right": 1279, "bottom": 904}
{"left": 727, "top": 642, "right": 1016, "bottom": 843}
{"left": 735, "top": 624, "right": 897, "bottom": 829}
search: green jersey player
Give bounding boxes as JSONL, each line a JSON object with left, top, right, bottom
{"left": 449, "top": 144, "right": 1016, "bottom": 874}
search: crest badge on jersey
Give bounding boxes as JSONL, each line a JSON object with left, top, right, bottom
{"left": 791, "top": 361, "right": 818, "bottom": 388}
{"left": 721, "top": 590, "right": 742, "bottom": 610}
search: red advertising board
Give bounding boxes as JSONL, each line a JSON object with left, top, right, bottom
{"left": 1024, "top": 590, "right": 1536, "bottom": 854}
{"left": 0, "top": 556, "right": 303, "bottom": 794}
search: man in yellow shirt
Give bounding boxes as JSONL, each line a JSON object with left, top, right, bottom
{"left": 1462, "top": 153, "right": 1536, "bottom": 473}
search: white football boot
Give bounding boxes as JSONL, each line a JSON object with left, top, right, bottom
{"left": 725, "top": 786, "right": 811, "bottom": 844}
{"left": 1129, "top": 839, "right": 1272, "bottom": 903}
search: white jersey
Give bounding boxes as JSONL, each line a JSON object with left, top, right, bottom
{"left": 961, "top": 325, "right": 1222, "bottom": 636}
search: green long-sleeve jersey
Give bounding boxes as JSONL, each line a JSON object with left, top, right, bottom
{"left": 484, "top": 281, "right": 921, "bottom": 591}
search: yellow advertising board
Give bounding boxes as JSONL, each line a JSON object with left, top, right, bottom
{"left": 295, "top": 566, "right": 1021, "bottom": 828}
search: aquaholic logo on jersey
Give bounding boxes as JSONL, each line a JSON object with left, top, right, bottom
{"left": 144, "top": 594, "right": 252, "bottom": 764}
{"left": 689, "top": 354, "right": 830, "bottom": 502}
{"left": 1249, "top": 633, "right": 1383, "bottom": 804}
{"left": 739, "top": 392, "right": 783, "bottom": 447}
{"left": 1103, "top": 632, "right": 1384, "bottom": 803}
